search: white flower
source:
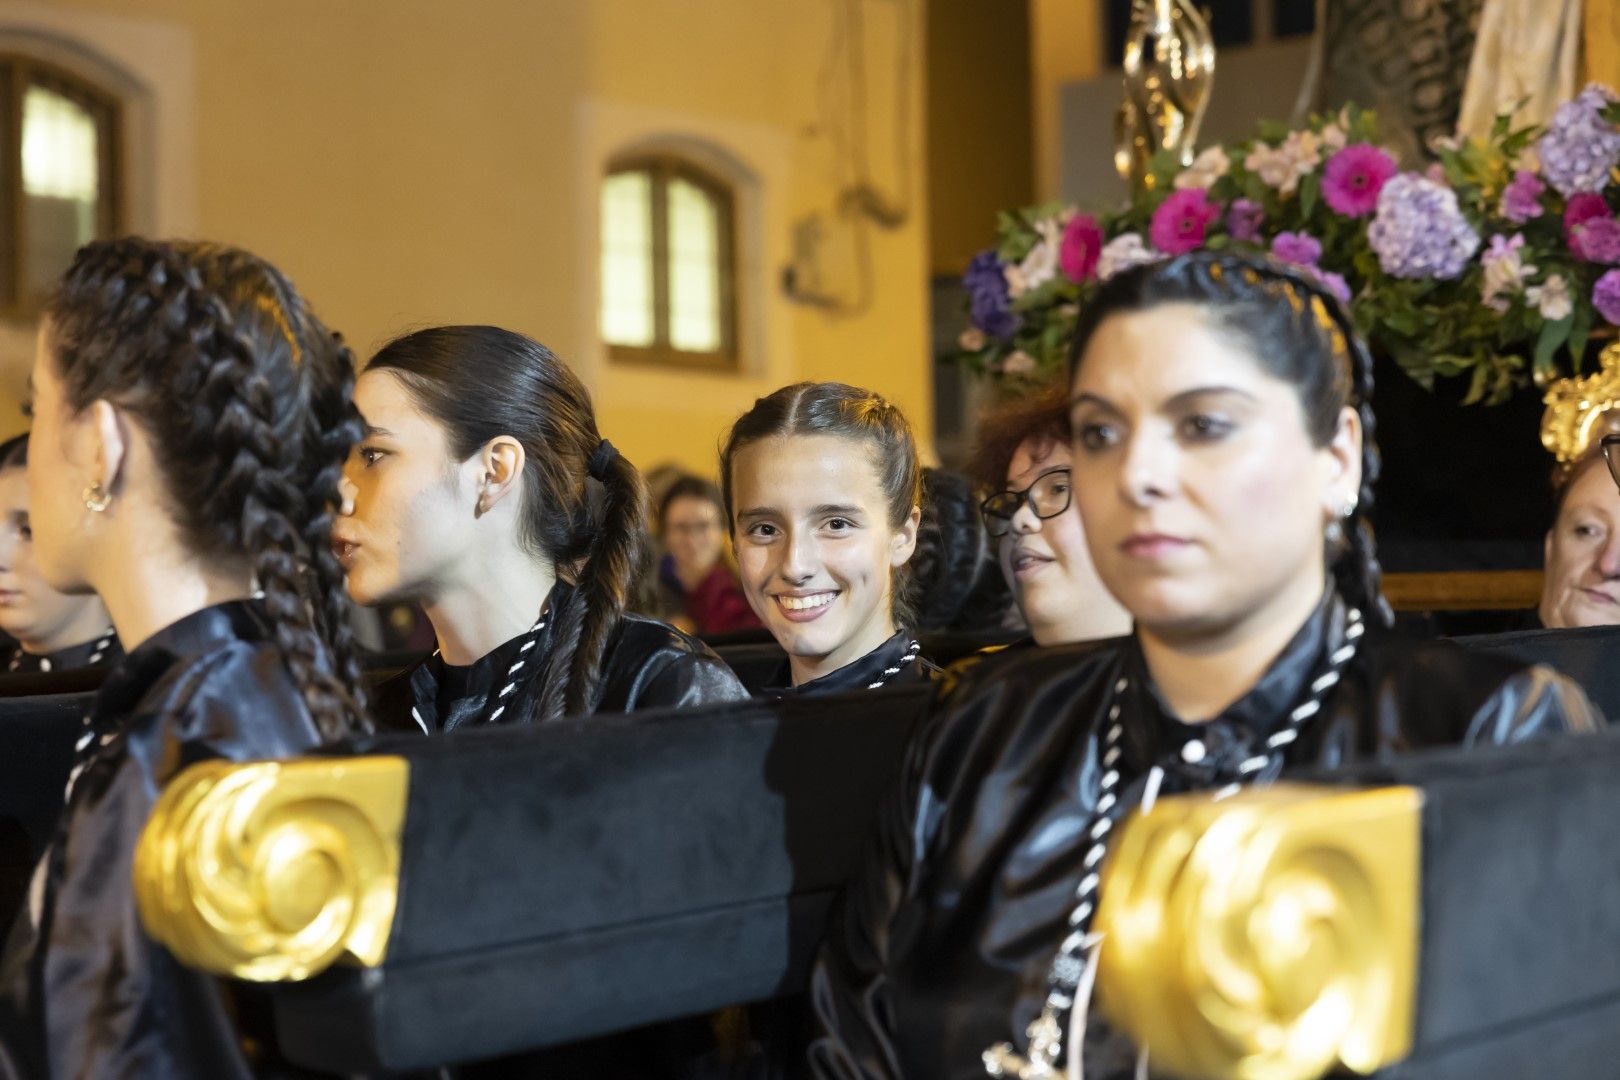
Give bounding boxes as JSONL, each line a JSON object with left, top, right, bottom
{"left": 1526, "top": 273, "right": 1574, "bottom": 321}
{"left": 1173, "top": 145, "right": 1230, "bottom": 190}
{"left": 1480, "top": 233, "right": 1534, "bottom": 313}
{"left": 1001, "top": 350, "right": 1037, "bottom": 376}
{"left": 1096, "top": 233, "right": 1158, "bottom": 281}
{"left": 1245, "top": 130, "right": 1321, "bottom": 196}
{"left": 1319, "top": 123, "right": 1348, "bottom": 152}
{"left": 1005, "top": 218, "right": 1063, "bottom": 298}
{"left": 958, "top": 326, "right": 987, "bottom": 351}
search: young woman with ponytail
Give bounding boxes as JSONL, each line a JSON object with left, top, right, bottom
{"left": 0, "top": 239, "right": 370, "bottom": 1077}
{"left": 721, "top": 381, "right": 937, "bottom": 696}
{"left": 810, "top": 252, "right": 1602, "bottom": 1080}
{"left": 335, "top": 325, "right": 745, "bottom": 735}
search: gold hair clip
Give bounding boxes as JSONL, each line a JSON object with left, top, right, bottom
{"left": 255, "top": 294, "right": 303, "bottom": 368}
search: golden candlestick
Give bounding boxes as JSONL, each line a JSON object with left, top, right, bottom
{"left": 1115, "top": 0, "right": 1216, "bottom": 191}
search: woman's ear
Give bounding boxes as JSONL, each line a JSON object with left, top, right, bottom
{"left": 890, "top": 504, "right": 922, "bottom": 567}
{"left": 86, "top": 400, "right": 127, "bottom": 497}
{"left": 1319, "top": 405, "right": 1363, "bottom": 522}
{"left": 475, "top": 436, "right": 526, "bottom": 515}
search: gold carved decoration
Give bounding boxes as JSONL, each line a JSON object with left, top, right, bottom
{"left": 1095, "top": 784, "right": 1422, "bottom": 1080}
{"left": 1116, "top": 0, "right": 1216, "bottom": 191}
{"left": 133, "top": 755, "right": 409, "bottom": 982}
{"left": 1540, "top": 341, "right": 1620, "bottom": 463}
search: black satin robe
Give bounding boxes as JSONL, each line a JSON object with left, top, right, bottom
{"left": 0, "top": 601, "right": 332, "bottom": 1079}
{"left": 762, "top": 633, "right": 939, "bottom": 698}
{"left": 372, "top": 583, "right": 747, "bottom": 733}
{"left": 808, "top": 592, "right": 1602, "bottom": 1079}
{"left": 0, "top": 630, "right": 122, "bottom": 677}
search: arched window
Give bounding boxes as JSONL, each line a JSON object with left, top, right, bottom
{"left": 1, "top": 54, "right": 122, "bottom": 316}
{"left": 600, "top": 155, "right": 738, "bottom": 371}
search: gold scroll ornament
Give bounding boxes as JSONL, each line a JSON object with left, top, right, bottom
{"left": 1115, "top": 0, "right": 1216, "bottom": 191}
{"left": 133, "top": 755, "right": 409, "bottom": 982}
{"left": 1094, "top": 784, "right": 1421, "bottom": 1080}
{"left": 1540, "top": 340, "right": 1620, "bottom": 464}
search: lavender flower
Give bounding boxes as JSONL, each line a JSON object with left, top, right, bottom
{"left": 1499, "top": 170, "right": 1546, "bottom": 223}
{"left": 1315, "top": 270, "right": 1352, "bottom": 306}
{"left": 1271, "top": 230, "right": 1323, "bottom": 267}
{"left": 1225, "top": 198, "right": 1265, "bottom": 243}
{"left": 964, "top": 250, "right": 1021, "bottom": 341}
{"left": 1368, "top": 173, "right": 1481, "bottom": 280}
{"left": 1595, "top": 270, "right": 1620, "bottom": 325}
{"left": 1536, "top": 83, "right": 1620, "bottom": 197}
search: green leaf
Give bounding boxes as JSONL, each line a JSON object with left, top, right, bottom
{"left": 1298, "top": 172, "right": 1320, "bottom": 220}
{"left": 1533, "top": 314, "right": 1574, "bottom": 376}
{"left": 1569, "top": 304, "right": 1594, "bottom": 370}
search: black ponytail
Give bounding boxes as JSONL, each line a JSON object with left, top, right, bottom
{"left": 1067, "top": 250, "right": 1393, "bottom": 628}
{"left": 367, "top": 326, "right": 650, "bottom": 723}
{"left": 45, "top": 239, "right": 371, "bottom": 739}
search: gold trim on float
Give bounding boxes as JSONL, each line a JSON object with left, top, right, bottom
{"left": 133, "top": 755, "right": 409, "bottom": 982}
{"left": 1541, "top": 340, "right": 1620, "bottom": 464}
{"left": 1095, "top": 783, "right": 1421, "bottom": 1080}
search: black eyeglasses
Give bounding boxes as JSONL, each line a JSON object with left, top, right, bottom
{"left": 980, "top": 467, "right": 1073, "bottom": 538}
{"left": 1602, "top": 434, "right": 1620, "bottom": 493}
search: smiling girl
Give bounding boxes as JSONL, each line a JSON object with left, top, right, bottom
{"left": 720, "top": 382, "right": 935, "bottom": 695}
{"left": 337, "top": 325, "right": 745, "bottom": 733}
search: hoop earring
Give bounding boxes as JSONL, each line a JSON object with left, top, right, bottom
{"left": 83, "top": 484, "right": 112, "bottom": 513}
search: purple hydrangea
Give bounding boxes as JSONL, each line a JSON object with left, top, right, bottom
{"left": 1500, "top": 169, "right": 1546, "bottom": 223}
{"left": 1368, "top": 173, "right": 1481, "bottom": 280}
{"left": 1271, "top": 230, "right": 1323, "bottom": 267}
{"left": 1536, "top": 84, "right": 1620, "bottom": 197}
{"left": 963, "top": 250, "right": 1021, "bottom": 341}
{"left": 1226, "top": 198, "right": 1265, "bottom": 243}
{"left": 1595, "top": 269, "right": 1620, "bottom": 325}
{"left": 1314, "top": 270, "right": 1352, "bottom": 306}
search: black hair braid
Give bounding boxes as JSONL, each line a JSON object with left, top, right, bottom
{"left": 1067, "top": 250, "right": 1393, "bottom": 628}
{"left": 46, "top": 239, "right": 370, "bottom": 740}
{"left": 569, "top": 451, "right": 649, "bottom": 717}
{"left": 197, "top": 288, "right": 367, "bottom": 740}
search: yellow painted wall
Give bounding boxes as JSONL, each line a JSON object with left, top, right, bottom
{"left": 1030, "top": 0, "right": 1101, "bottom": 200}
{"left": 0, "top": 0, "right": 932, "bottom": 479}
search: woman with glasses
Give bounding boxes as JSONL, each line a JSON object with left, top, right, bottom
{"left": 720, "top": 382, "right": 938, "bottom": 695}
{"left": 973, "top": 382, "right": 1131, "bottom": 646}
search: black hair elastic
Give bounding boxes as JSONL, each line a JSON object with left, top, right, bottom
{"left": 587, "top": 438, "right": 619, "bottom": 481}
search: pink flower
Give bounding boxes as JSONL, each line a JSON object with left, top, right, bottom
{"left": 1564, "top": 192, "right": 1610, "bottom": 249}
{"left": 1060, "top": 213, "right": 1105, "bottom": 282}
{"left": 1500, "top": 170, "right": 1546, "bottom": 223}
{"left": 1574, "top": 217, "right": 1620, "bottom": 264}
{"left": 1226, "top": 198, "right": 1265, "bottom": 243}
{"left": 1149, "top": 189, "right": 1219, "bottom": 255}
{"left": 1322, "top": 143, "right": 1397, "bottom": 217}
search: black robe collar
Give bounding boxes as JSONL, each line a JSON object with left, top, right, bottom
{"left": 406, "top": 584, "right": 559, "bottom": 734}
{"left": 763, "top": 630, "right": 935, "bottom": 697}
{"left": 2, "top": 627, "right": 121, "bottom": 676}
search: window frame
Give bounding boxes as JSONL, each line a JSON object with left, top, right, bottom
{"left": 602, "top": 153, "right": 739, "bottom": 373}
{"left": 0, "top": 52, "right": 123, "bottom": 319}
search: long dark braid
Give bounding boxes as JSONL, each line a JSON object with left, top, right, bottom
{"left": 367, "top": 326, "right": 650, "bottom": 724}
{"left": 46, "top": 239, "right": 370, "bottom": 739}
{"left": 1067, "top": 250, "right": 1393, "bottom": 628}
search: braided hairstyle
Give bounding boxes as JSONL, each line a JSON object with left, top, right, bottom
{"left": 44, "top": 238, "right": 371, "bottom": 738}
{"left": 1065, "top": 251, "right": 1393, "bottom": 628}
{"left": 366, "top": 326, "right": 648, "bottom": 723}
{"left": 719, "top": 381, "right": 924, "bottom": 631}
{"left": 908, "top": 468, "right": 1012, "bottom": 634}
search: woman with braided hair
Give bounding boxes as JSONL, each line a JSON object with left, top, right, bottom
{"left": 808, "top": 251, "right": 1601, "bottom": 1080}
{"left": 337, "top": 325, "right": 745, "bottom": 736}
{"left": 0, "top": 238, "right": 371, "bottom": 1077}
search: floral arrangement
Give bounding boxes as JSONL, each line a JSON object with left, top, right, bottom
{"left": 959, "top": 84, "right": 1620, "bottom": 405}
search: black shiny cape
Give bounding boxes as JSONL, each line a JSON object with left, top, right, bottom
{"left": 0, "top": 601, "right": 330, "bottom": 1079}
{"left": 808, "top": 592, "right": 1602, "bottom": 1079}
{"left": 371, "top": 582, "right": 748, "bottom": 732}
{"left": 762, "top": 633, "right": 939, "bottom": 698}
